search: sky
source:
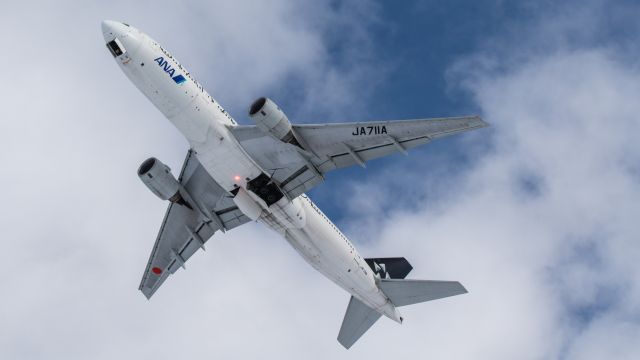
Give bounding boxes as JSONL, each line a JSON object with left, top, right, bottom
{"left": 1, "top": 0, "right": 639, "bottom": 359}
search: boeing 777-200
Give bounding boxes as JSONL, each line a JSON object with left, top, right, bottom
{"left": 102, "top": 20, "right": 488, "bottom": 348}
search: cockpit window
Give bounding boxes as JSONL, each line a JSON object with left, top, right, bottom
{"left": 106, "top": 38, "right": 125, "bottom": 57}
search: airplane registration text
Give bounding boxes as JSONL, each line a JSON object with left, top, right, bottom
{"left": 352, "top": 126, "right": 387, "bottom": 136}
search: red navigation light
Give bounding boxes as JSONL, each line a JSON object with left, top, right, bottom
{"left": 151, "top": 267, "right": 162, "bottom": 275}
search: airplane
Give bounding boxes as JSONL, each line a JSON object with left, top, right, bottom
{"left": 102, "top": 20, "right": 488, "bottom": 348}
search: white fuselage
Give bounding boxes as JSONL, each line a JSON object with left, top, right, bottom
{"left": 102, "top": 21, "right": 400, "bottom": 322}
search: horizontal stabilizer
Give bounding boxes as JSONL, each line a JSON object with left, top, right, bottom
{"left": 337, "top": 296, "right": 381, "bottom": 349}
{"left": 379, "top": 279, "right": 467, "bottom": 307}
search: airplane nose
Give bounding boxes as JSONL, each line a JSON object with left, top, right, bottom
{"left": 102, "top": 20, "right": 142, "bottom": 58}
{"left": 101, "top": 20, "right": 130, "bottom": 42}
{"left": 101, "top": 20, "right": 114, "bottom": 33}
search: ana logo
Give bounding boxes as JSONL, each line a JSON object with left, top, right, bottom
{"left": 154, "top": 57, "right": 187, "bottom": 85}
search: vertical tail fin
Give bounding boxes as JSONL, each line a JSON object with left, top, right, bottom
{"left": 364, "top": 257, "right": 413, "bottom": 279}
{"left": 337, "top": 296, "right": 381, "bottom": 349}
{"left": 378, "top": 279, "right": 467, "bottom": 306}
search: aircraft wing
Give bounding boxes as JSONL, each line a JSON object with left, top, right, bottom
{"left": 232, "top": 116, "right": 487, "bottom": 199}
{"left": 139, "top": 150, "right": 251, "bottom": 299}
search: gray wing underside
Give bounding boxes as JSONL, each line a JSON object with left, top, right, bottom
{"left": 232, "top": 116, "right": 487, "bottom": 199}
{"left": 139, "top": 150, "right": 250, "bottom": 299}
{"left": 378, "top": 279, "right": 468, "bottom": 307}
{"left": 337, "top": 296, "right": 382, "bottom": 349}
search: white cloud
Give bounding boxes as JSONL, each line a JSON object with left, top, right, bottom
{"left": 341, "top": 11, "right": 640, "bottom": 360}
{"left": 1, "top": 1, "right": 639, "bottom": 359}
{"left": 0, "top": 1, "right": 383, "bottom": 358}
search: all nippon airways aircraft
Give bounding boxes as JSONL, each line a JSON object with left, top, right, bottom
{"left": 102, "top": 20, "right": 487, "bottom": 348}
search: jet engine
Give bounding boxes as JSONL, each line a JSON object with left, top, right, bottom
{"left": 137, "top": 157, "right": 191, "bottom": 208}
{"left": 248, "top": 97, "right": 301, "bottom": 146}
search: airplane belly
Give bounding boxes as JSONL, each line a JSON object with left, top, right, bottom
{"left": 192, "top": 133, "right": 263, "bottom": 191}
{"left": 115, "top": 35, "right": 265, "bottom": 191}
{"left": 260, "top": 195, "right": 391, "bottom": 313}
{"left": 119, "top": 38, "right": 214, "bottom": 140}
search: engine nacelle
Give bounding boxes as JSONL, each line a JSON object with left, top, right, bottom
{"left": 248, "top": 97, "right": 300, "bottom": 146}
{"left": 137, "top": 157, "right": 183, "bottom": 203}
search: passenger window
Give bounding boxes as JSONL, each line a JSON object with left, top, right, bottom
{"left": 106, "top": 39, "right": 125, "bottom": 57}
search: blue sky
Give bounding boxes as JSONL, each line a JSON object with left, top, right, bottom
{"left": 1, "top": 1, "right": 639, "bottom": 359}
{"left": 306, "top": 1, "right": 514, "bottom": 223}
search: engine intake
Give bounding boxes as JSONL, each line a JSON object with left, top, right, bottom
{"left": 138, "top": 157, "right": 191, "bottom": 208}
{"left": 249, "top": 97, "right": 301, "bottom": 147}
